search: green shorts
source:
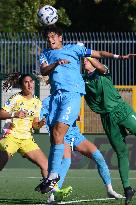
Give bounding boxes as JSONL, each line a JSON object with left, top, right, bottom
{"left": 100, "top": 101, "right": 132, "bottom": 141}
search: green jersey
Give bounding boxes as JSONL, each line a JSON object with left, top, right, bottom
{"left": 83, "top": 69, "right": 124, "bottom": 114}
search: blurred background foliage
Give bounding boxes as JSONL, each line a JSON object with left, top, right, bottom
{"left": 0, "top": 0, "right": 136, "bottom": 32}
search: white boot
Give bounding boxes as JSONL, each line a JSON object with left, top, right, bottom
{"left": 47, "top": 193, "right": 55, "bottom": 204}
{"left": 107, "top": 190, "right": 124, "bottom": 199}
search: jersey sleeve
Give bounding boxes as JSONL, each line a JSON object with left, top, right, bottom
{"left": 75, "top": 42, "right": 92, "bottom": 57}
{"left": 2, "top": 95, "right": 17, "bottom": 113}
{"left": 86, "top": 48, "right": 93, "bottom": 56}
{"left": 39, "top": 50, "right": 48, "bottom": 65}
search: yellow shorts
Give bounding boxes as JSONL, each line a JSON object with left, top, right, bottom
{"left": 0, "top": 134, "right": 39, "bottom": 156}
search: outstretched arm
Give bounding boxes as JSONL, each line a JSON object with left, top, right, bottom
{"left": 91, "top": 50, "right": 135, "bottom": 59}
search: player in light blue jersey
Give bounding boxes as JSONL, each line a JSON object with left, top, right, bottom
{"left": 37, "top": 96, "right": 123, "bottom": 203}
{"left": 36, "top": 26, "right": 131, "bottom": 194}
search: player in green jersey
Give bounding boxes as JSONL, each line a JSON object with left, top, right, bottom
{"left": 83, "top": 57, "right": 136, "bottom": 205}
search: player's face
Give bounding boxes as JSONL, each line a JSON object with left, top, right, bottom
{"left": 83, "top": 58, "right": 92, "bottom": 71}
{"left": 21, "top": 76, "right": 34, "bottom": 95}
{"left": 47, "top": 32, "right": 62, "bottom": 49}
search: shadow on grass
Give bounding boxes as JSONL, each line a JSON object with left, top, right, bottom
{"left": 0, "top": 198, "right": 44, "bottom": 205}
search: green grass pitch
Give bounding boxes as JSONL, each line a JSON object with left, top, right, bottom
{"left": 0, "top": 169, "right": 136, "bottom": 205}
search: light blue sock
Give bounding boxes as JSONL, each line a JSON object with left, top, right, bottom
{"left": 58, "top": 158, "right": 71, "bottom": 189}
{"left": 92, "top": 149, "right": 111, "bottom": 185}
{"left": 49, "top": 144, "right": 64, "bottom": 176}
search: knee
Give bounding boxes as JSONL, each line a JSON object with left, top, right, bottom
{"left": 53, "top": 134, "right": 63, "bottom": 144}
{"left": 52, "top": 125, "right": 67, "bottom": 144}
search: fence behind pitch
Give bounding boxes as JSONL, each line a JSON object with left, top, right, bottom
{"left": 0, "top": 32, "right": 136, "bottom": 133}
{"left": 84, "top": 86, "right": 136, "bottom": 133}
{"left": 0, "top": 32, "right": 136, "bottom": 85}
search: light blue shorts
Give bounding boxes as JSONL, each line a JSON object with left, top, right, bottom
{"left": 64, "top": 125, "right": 86, "bottom": 149}
{"left": 48, "top": 90, "right": 81, "bottom": 127}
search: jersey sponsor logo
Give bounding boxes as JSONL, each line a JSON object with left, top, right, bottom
{"left": 5, "top": 100, "right": 11, "bottom": 105}
{"left": 20, "top": 108, "right": 35, "bottom": 116}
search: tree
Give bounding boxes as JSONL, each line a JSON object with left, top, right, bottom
{"left": 0, "top": 0, "right": 16, "bottom": 32}
{"left": 0, "top": 0, "right": 136, "bottom": 32}
{"left": 11, "top": 0, "right": 71, "bottom": 32}
{"left": 56, "top": 0, "right": 136, "bottom": 31}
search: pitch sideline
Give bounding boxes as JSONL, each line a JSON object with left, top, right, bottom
{"left": 37, "top": 197, "right": 125, "bottom": 205}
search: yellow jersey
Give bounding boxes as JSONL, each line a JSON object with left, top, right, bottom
{"left": 2, "top": 92, "right": 42, "bottom": 139}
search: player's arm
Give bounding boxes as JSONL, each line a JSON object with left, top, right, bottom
{"left": 91, "top": 50, "right": 135, "bottom": 59}
{"left": 0, "top": 109, "right": 14, "bottom": 120}
{"left": 0, "top": 108, "right": 27, "bottom": 120}
{"left": 40, "top": 62, "right": 57, "bottom": 76}
{"left": 40, "top": 60, "right": 70, "bottom": 76}
{"left": 89, "top": 58, "right": 107, "bottom": 74}
{"left": 32, "top": 117, "right": 46, "bottom": 130}
{"left": 91, "top": 50, "right": 123, "bottom": 59}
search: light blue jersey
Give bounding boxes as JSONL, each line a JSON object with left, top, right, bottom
{"left": 40, "top": 43, "right": 92, "bottom": 94}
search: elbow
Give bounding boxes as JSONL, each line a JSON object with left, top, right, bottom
{"left": 40, "top": 68, "right": 48, "bottom": 76}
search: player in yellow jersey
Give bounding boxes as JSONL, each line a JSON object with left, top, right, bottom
{"left": 0, "top": 73, "right": 48, "bottom": 179}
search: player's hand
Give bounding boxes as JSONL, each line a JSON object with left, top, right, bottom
{"left": 121, "top": 54, "right": 136, "bottom": 59}
{"left": 39, "top": 118, "right": 46, "bottom": 128}
{"left": 57, "top": 59, "right": 70, "bottom": 65}
{"left": 14, "top": 110, "right": 27, "bottom": 119}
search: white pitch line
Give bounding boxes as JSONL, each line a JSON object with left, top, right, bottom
{"left": 36, "top": 197, "right": 124, "bottom": 205}
{"left": 0, "top": 176, "right": 136, "bottom": 180}
{"left": 57, "top": 197, "right": 125, "bottom": 204}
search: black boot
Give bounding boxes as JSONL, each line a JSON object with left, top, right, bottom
{"left": 124, "top": 186, "right": 136, "bottom": 205}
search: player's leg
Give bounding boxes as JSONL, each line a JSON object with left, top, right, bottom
{"left": 57, "top": 142, "right": 71, "bottom": 189}
{"left": 101, "top": 115, "right": 135, "bottom": 204}
{"left": 49, "top": 122, "right": 69, "bottom": 178}
{"left": 72, "top": 127, "right": 112, "bottom": 187}
{"left": 75, "top": 138, "right": 123, "bottom": 199}
{"left": 19, "top": 138, "right": 48, "bottom": 178}
{"left": 0, "top": 151, "right": 10, "bottom": 170}
{"left": 0, "top": 134, "right": 19, "bottom": 170}
{"left": 47, "top": 143, "right": 72, "bottom": 203}
{"left": 48, "top": 142, "right": 71, "bottom": 189}
{"left": 40, "top": 91, "right": 81, "bottom": 194}
{"left": 118, "top": 111, "right": 136, "bottom": 204}
{"left": 107, "top": 131, "right": 135, "bottom": 204}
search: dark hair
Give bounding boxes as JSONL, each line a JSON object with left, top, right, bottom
{"left": 18, "top": 74, "right": 34, "bottom": 86}
{"left": 3, "top": 73, "right": 34, "bottom": 92}
{"left": 44, "top": 25, "right": 63, "bottom": 37}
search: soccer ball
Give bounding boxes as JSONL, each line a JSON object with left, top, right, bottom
{"left": 38, "top": 5, "right": 58, "bottom": 26}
